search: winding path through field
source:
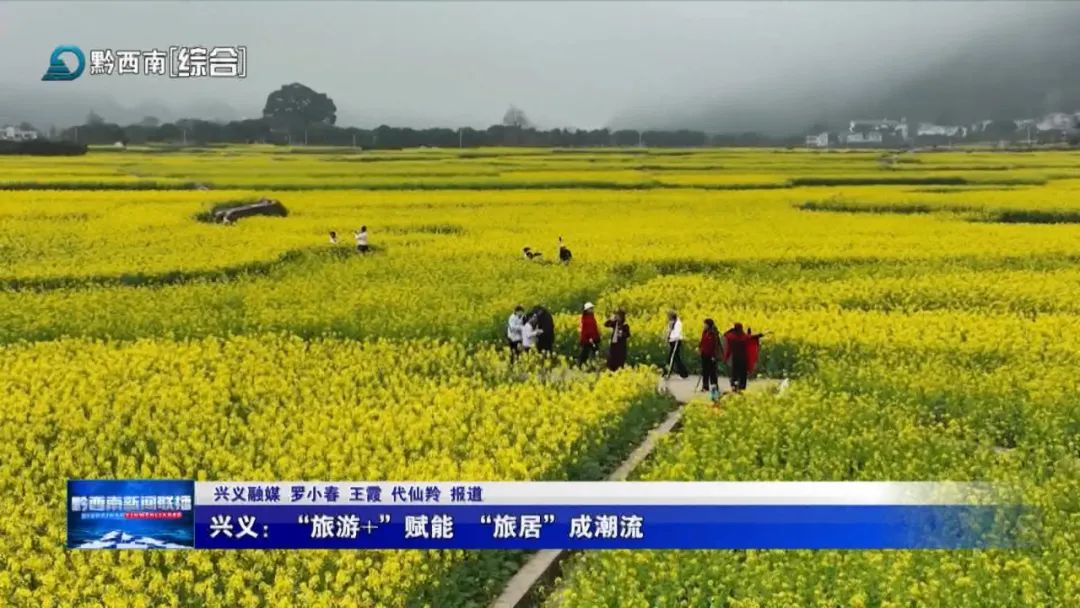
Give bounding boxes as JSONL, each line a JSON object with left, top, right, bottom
{"left": 490, "top": 374, "right": 784, "bottom": 608}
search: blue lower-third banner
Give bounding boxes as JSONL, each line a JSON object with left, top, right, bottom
{"left": 67, "top": 481, "right": 1024, "bottom": 550}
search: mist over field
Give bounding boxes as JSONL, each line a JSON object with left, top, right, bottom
{"left": 1, "top": 1, "right": 1079, "bottom": 132}
{"left": 612, "top": 2, "right": 1080, "bottom": 133}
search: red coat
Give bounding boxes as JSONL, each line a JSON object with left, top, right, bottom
{"left": 579, "top": 313, "right": 601, "bottom": 345}
{"left": 747, "top": 335, "right": 761, "bottom": 375}
{"left": 699, "top": 330, "right": 719, "bottom": 357}
{"left": 722, "top": 330, "right": 751, "bottom": 363}
{"left": 723, "top": 330, "right": 761, "bottom": 374}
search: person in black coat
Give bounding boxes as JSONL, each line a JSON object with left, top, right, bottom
{"left": 530, "top": 305, "right": 555, "bottom": 353}
{"left": 558, "top": 236, "right": 572, "bottom": 263}
{"left": 604, "top": 309, "right": 631, "bottom": 371}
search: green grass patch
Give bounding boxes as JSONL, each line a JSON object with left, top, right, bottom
{"left": 797, "top": 200, "right": 949, "bottom": 214}
{"left": 790, "top": 176, "right": 967, "bottom": 186}
{"left": 0, "top": 181, "right": 198, "bottom": 190}
{"left": 982, "top": 210, "right": 1080, "bottom": 224}
{"left": 0, "top": 247, "right": 340, "bottom": 292}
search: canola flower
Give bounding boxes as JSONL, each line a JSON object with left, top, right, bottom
{"left": 0, "top": 147, "right": 1078, "bottom": 606}
{"left": 0, "top": 336, "right": 667, "bottom": 607}
{"left": 551, "top": 381, "right": 1078, "bottom": 607}
{"left": 2, "top": 182, "right": 1080, "bottom": 342}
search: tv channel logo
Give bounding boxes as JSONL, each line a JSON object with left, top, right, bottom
{"left": 41, "top": 45, "right": 86, "bottom": 81}
{"left": 68, "top": 479, "right": 195, "bottom": 549}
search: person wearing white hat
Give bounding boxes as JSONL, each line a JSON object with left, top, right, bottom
{"left": 577, "top": 302, "right": 601, "bottom": 366}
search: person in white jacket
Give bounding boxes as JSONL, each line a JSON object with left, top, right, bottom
{"left": 506, "top": 306, "right": 525, "bottom": 361}
{"left": 664, "top": 309, "right": 689, "bottom": 379}
{"left": 354, "top": 226, "right": 369, "bottom": 253}
{"left": 520, "top": 314, "right": 544, "bottom": 352}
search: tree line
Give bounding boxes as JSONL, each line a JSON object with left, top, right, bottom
{"left": 64, "top": 81, "right": 1059, "bottom": 149}
{"left": 59, "top": 83, "right": 799, "bottom": 148}
{"left": 60, "top": 116, "right": 729, "bottom": 149}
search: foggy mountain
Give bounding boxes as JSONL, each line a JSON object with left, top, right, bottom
{"left": 4, "top": 3, "right": 1080, "bottom": 135}
{"left": 0, "top": 84, "right": 475, "bottom": 132}
{"left": 859, "top": 17, "right": 1080, "bottom": 125}
{"left": 0, "top": 86, "right": 244, "bottom": 130}
{"left": 611, "top": 4, "right": 1080, "bottom": 134}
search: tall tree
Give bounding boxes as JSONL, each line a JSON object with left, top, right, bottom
{"left": 262, "top": 83, "right": 337, "bottom": 132}
{"left": 502, "top": 105, "right": 531, "bottom": 129}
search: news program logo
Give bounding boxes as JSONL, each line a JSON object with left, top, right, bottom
{"left": 68, "top": 479, "right": 195, "bottom": 549}
{"left": 41, "top": 45, "right": 86, "bottom": 81}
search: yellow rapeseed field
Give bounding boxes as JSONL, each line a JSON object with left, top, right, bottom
{"left": 0, "top": 146, "right": 1077, "bottom": 607}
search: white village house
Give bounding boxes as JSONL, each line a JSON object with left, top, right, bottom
{"left": 841, "top": 131, "right": 884, "bottom": 144}
{"left": 916, "top": 123, "right": 967, "bottom": 138}
{"left": 849, "top": 118, "right": 909, "bottom": 141}
{"left": 805, "top": 132, "right": 829, "bottom": 148}
{"left": 0, "top": 125, "right": 39, "bottom": 141}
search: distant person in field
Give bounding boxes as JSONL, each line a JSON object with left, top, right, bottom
{"left": 699, "top": 318, "right": 720, "bottom": 399}
{"left": 506, "top": 305, "right": 525, "bottom": 362}
{"left": 722, "top": 323, "right": 765, "bottom": 392}
{"left": 329, "top": 231, "right": 338, "bottom": 245}
{"left": 520, "top": 314, "right": 543, "bottom": 352}
{"left": 558, "top": 236, "right": 573, "bottom": 263}
{"left": 354, "top": 226, "right": 369, "bottom": 253}
{"left": 604, "top": 309, "right": 631, "bottom": 371}
{"left": 577, "top": 302, "right": 601, "bottom": 366}
{"left": 664, "top": 310, "right": 689, "bottom": 379}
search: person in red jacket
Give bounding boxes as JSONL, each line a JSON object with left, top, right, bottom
{"left": 698, "top": 318, "right": 720, "bottom": 399}
{"left": 577, "top": 302, "right": 601, "bottom": 366}
{"left": 746, "top": 325, "right": 763, "bottom": 378}
{"left": 722, "top": 322, "right": 765, "bottom": 392}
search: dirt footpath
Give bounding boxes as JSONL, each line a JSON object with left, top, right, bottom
{"left": 658, "top": 374, "right": 784, "bottom": 403}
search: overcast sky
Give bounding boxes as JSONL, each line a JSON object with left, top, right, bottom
{"left": 0, "top": 1, "right": 1070, "bottom": 129}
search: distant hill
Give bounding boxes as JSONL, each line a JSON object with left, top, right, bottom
{"left": 612, "top": 5, "right": 1080, "bottom": 134}
{"left": 854, "top": 13, "right": 1080, "bottom": 125}
{"left": 0, "top": 87, "right": 246, "bottom": 130}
